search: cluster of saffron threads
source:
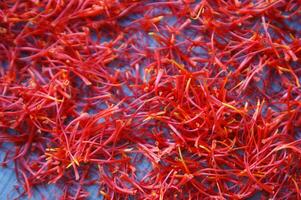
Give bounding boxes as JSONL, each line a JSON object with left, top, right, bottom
{"left": 0, "top": 0, "right": 301, "bottom": 199}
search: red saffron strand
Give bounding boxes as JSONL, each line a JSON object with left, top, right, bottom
{"left": 0, "top": 0, "right": 301, "bottom": 199}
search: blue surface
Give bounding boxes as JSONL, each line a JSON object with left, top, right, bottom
{"left": 0, "top": 151, "right": 57, "bottom": 200}
{"left": 1, "top": 1, "right": 300, "bottom": 199}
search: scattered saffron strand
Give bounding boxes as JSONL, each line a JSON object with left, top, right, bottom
{"left": 0, "top": 0, "right": 301, "bottom": 199}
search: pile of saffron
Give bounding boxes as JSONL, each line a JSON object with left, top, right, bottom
{"left": 0, "top": 0, "right": 301, "bottom": 199}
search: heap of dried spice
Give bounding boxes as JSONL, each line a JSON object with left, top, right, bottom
{"left": 0, "top": 0, "right": 301, "bottom": 199}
